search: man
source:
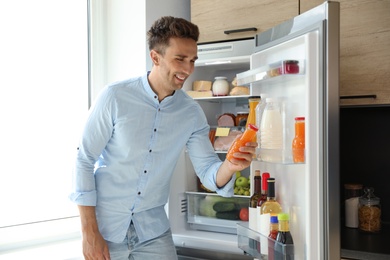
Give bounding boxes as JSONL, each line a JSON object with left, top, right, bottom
{"left": 70, "top": 16, "right": 257, "bottom": 260}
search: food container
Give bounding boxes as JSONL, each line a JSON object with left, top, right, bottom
{"left": 186, "top": 192, "right": 249, "bottom": 234}
{"left": 212, "top": 76, "right": 230, "bottom": 96}
{"left": 236, "top": 112, "right": 249, "bottom": 126}
{"left": 344, "top": 183, "right": 363, "bottom": 228}
{"left": 358, "top": 187, "right": 381, "bottom": 232}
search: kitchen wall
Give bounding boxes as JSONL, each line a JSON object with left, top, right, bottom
{"left": 340, "top": 106, "right": 390, "bottom": 223}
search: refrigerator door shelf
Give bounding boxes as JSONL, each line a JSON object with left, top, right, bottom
{"left": 236, "top": 59, "right": 306, "bottom": 86}
{"left": 237, "top": 222, "right": 294, "bottom": 259}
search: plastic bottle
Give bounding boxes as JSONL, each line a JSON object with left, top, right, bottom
{"left": 275, "top": 213, "right": 294, "bottom": 260}
{"left": 292, "top": 117, "right": 305, "bottom": 163}
{"left": 260, "top": 98, "right": 283, "bottom": 162}
{"left": 268, "top": 215, "right": 279, "bottom": 260}
{"left": 249, "top": 170, "right": 261, "bottom": 230}
{"left": 226, "top": 124, "right": 258, "bottom": 162}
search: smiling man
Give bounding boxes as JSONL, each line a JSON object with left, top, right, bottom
{"left": 70, "top": 16, "right": 257, "bottom": 260}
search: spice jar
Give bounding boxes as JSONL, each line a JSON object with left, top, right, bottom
{"left": 358, "top": 187, "right": 381, "bottom": 232}
{"left": 344, "top": 183, "right": 363, "bottom": 228}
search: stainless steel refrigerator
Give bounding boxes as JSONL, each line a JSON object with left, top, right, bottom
{"left": 169, "top": 2, "right": 340, "bottom": 259}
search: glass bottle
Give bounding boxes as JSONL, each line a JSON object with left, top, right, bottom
{"left": 260, "top": 98, "right": 283, "bottom": 162}
{"left": 212, "top": 76, "right": 229, "bottom": 96}
{"left": 275, "top": 213, "right": 294, "bottom": 260}
{"left": 358, "top": 187, "right": 381, "bottom": 232}
{"left": 249, "top": 170, "right": 261, "bottom": 230}
{"left": 344, "top": 183, "right": 363, "bottom": 228}
{"left": 292, "top": 117, "right": 305, "bottom": 163}
{"left": 259, "top": 178, "right": 282, "bottom": 256}
{"left": 246, "top": 96, "right": 261, "bottom": 130}
{"left": 257, "top": 172, "right": 270, "bottom": 208}
{"left": 226, "top": 124, "right": 258, "bottom": 162}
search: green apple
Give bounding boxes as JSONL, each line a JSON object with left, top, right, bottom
{"left": 235, "top": 176, "right": 249, "bottom": 188}
{"left": 235, "top": 171, "right": 242, "bottom": 178}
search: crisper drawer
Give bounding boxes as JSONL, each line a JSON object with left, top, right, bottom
{"left": 186, "top": 192, "right": 249, "bottom": 234}
{"left": 237, "top": 222, "right": 294, "bottom": 259}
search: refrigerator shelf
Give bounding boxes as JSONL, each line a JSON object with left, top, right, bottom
{"left": 237, "top": 222, "right": 294, "bottom": 259}
{"left": 236, "top": 59, "right": 305, "bottom": 86}
{"left": 193, "top": 95, "right": 250, "bottom": 102}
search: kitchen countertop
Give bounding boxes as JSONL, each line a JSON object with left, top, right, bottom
{"left": 341, "top": 223, "right": 390, "bottom": 260}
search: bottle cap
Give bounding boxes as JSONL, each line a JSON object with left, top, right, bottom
{"left": 262, "top": 172, "right": 270, "bottom": 191}
{"left": 248, "top": 95, "right": 261, "bottom": 99}
{"left": 278, "top": 213, "right": 290, "bottom": 221}
{"left": 270, "top": 215, "right": 278, "bottom": 224}
{"left": 254, "top": 170, "right": 261, "bottom": 176}
{"left": 295, "top": 117, "right": 305, "bottom": 121}
{"left": 247, "top": 124, "right": 258, "bottom": 131}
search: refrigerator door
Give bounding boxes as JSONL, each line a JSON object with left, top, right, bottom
{"left": 236, "top": 1, "right": 339, "bottom": 259}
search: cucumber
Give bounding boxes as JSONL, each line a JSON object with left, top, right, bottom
{"left": 216, "top": 210, "right": 240, "bottom": 220}
{"left": 213, "top": 202, "right": 236, "bottom": 212}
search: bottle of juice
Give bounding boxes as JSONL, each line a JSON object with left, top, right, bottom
{"left": 226, "top": 124, "right": 258, "bottom": 162}
{"left": 292, "top": 117, "right": 305, "bottom": 163}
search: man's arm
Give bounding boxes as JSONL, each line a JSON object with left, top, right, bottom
{"left": 78, "top": 205, "right": 111, "bottom": 260}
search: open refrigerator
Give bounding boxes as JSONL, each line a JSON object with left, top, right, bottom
{"left": 168, "top": 2, "right": 340, "bottom": 259}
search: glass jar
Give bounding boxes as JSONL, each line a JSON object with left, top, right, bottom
{"left": 358, "top": 187, "right": 381, "bottom": 232}
{"left": 212, "top": 76, "right": 229, "bottom": 96}
{"left": 344, "top": 183, "right": 363, "bottom": 228}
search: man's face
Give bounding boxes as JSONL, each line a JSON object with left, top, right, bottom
{"left": 154, "top": 37, "right": 198, "bottom": 92}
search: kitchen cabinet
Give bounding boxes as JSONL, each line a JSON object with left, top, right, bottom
{"left": 191, "top": 0, "right": 298, "bottom": 43}
{"left": 301, "top": 0, "right": 390, "bottom": 106}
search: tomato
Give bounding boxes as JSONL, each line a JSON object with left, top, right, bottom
{"left": 239, "top": 208, "right": 249, "bottom": 221}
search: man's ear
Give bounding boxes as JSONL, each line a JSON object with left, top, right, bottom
{"left": 150, "top": 50, "right": 160, "bottom": 66}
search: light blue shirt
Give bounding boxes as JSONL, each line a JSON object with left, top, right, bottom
{"left": 69, "top": 73, "right": 235, "bottom": 243}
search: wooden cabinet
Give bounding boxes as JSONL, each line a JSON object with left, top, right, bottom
{"left": 301, "top": 0, "right": 390, "bottom": 106}
{"left": 191, "top": 0, "right": 298, "bottom": 43}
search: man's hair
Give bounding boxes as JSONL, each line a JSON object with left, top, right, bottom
{"left": 147, "top": 16, "right": 199, "bottom": 54}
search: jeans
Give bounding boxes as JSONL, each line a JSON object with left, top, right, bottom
{"left": 106, "top": 222, "right": 178, "bottom": 260}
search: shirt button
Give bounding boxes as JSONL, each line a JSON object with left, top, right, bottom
{"left": 154, "top": 129, "right": 156, "bottom": 132}
{"left": 158, "top": 108, "right": 161, "bottom": 111}
{"left": 149, "top": 149, "right": 152, "bottom": 152}
{"left": 138, "top": 192, "right": 141, "bottom": 195}
{"left": 144, "top": 170, "right": 147, "bottom": 173}
{"left": 154, "top": 95, "right": 157, "bottom": 99}
{"left": 132, "top": 212, "right": 134, "bottom": 216}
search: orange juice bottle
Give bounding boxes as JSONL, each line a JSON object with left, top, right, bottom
{"left": 226, "top": 124, "right": 258, "bottom": 162}
{"left": 292, "top": 116, "right": 305, "bottom": 163}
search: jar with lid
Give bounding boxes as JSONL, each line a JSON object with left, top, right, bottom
{"left": 344, "top": 183, "right": 363, "bottom": 228}
{"left": 212, "top": 76, "right": 229, "bottom": 96}
{"left": 358, "top": 187, "right": 381, "bottom": 232}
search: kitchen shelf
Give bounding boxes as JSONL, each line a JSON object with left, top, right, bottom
{"left": 341, "top": 223, "right": 390, "bottom": 259}
{"left": 236, "top": 59, "right": 305, "bottom": 86}
{"left": 237, "top": 222, "right": 294, "bottom": 259}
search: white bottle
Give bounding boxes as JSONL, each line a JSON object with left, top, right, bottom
{"left": 260, "top": 98, "right": 283, "bottom": 162}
